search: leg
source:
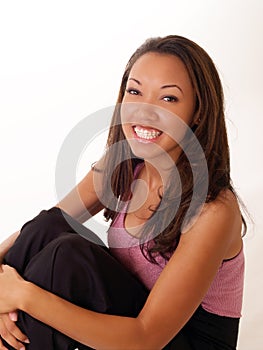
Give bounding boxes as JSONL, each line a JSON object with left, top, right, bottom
{"left": 4, "top": 206, "right": 106, "bottom": 274}
{"left": 163, "top": 305, "right": 239, "bottom": 350}
{"left": 163, "top": 332, "right": 192, "bottom": 350}
{"left": 182, "top": 306, "right": 240, "bottom": 350}
{"left": 4, "top": 232, "right": 148, "bottom": 349}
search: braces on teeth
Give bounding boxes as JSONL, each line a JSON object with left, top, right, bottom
{"left": 134, "top": 127, "right": 161, "bottom": 139}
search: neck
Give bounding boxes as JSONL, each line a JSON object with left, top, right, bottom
{"left": 142, "top": 162, "right": 162, "bottom": 191}
{"left": 140, "top": 161, "right": 171, "bottom": 193}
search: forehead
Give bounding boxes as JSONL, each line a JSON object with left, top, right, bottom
{"left": 129, "top": 52, "right": 192, "bottom": 86}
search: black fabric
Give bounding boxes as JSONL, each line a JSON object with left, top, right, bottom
{"left": 3, "top": 207, "right": 240, "bottom": 349}
{"left": 183, "top": 305, "right": 240, "bottom": 350}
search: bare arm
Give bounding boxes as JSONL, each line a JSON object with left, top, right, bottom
{"left": 0, "top": 191, "right": 243, "bottom": 349}
{"left": 0, "top": 165, "right": 104, "bottom": 260}
{"left": 55, "top": 167, "right": 105, "bottom": 223}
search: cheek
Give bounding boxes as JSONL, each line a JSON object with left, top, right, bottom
{"left": 120, "top": 102, "right": 135, "bottom": 125}
{"left": 172, "top": 100, "right": 196, "bottom": 126}
{"left": 121, "top": 124, "right": 130, "bottom": 138}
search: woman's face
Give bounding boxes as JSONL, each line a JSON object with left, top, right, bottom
{"left": 121, "top": 52, "right": 197, "bottom": 162}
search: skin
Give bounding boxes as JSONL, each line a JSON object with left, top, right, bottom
{"left": 121, "top": 53, "right": 197, "bottom": 230}
{"left": 0, "top": 53, "right": 243, "bottom": 349}
{"left": 121, "top": 53, "right": 197, "bottom": 170}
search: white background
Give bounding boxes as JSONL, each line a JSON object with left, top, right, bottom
{"left": 0, "top": 1, "right": 262, "bottom": 348}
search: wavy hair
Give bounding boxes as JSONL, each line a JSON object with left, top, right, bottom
{"left": 96, "top": 35, "right": 246, "bottom": 262}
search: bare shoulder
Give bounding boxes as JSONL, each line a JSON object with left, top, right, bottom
{"left": 182, "top": 188, "right": 243, "bottom": 259}
{"left": 204, "top": 189, "right": 242, "bottom": 238}
{"left": 210, "top": 188, "right": 241, "bottom": 212}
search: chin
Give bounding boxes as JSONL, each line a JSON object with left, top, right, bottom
{"left": 128, "top": 139, "right": 169, "bottom": 164}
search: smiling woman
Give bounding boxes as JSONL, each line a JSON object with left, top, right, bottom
{"left": 121, "top": 53, "right": 197, "bottom": 162}
{"left": 0, "top": 35, "right": 245, "bottom": 350}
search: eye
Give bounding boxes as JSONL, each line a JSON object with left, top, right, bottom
{"left": 162, "top": 95, "right": 178, "bottom": 102}
{"left": 125, "top": 88, "right": 141, "bottom": 96}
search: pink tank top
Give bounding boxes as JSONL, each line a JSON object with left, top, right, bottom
{"left": 107, "top": 164, "right": 244, "bottom": 318}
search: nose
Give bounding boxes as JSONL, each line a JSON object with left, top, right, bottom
{"left": 133, "top": 102, "right": 160, "bottom": 123}
{"left": 121, "top": 101, "right": 165, "bottom": 129}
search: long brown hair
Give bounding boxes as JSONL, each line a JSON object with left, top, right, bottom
{"left": 97, "top": 35, "right": 246, "bottom": 262}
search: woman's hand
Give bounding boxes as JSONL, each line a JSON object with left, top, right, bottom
{"left": 0, "top": 265, "right": 25, "bottom": 313}
{"left": 0, "top": 233, "right": 30, "bottom": 348}
{"left": 0, "top": 312, "right": 29, "bottom": 350}
{"left": 0, "top": 265, "right": 30, "bottom": 349}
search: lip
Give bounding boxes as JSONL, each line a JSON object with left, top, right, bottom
{"left": 132, "top": 124, "right": 163, "bottom": 143}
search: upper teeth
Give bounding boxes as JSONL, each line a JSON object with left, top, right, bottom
{"left": 134, "top": 127, "right": 161, "bottom": 139}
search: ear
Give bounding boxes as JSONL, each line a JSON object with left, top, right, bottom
{"left": 190, "top": 113, "right": 201, "bottom": 129}
{"left": 195, "top": 117, "right": 201, "bottom": 125}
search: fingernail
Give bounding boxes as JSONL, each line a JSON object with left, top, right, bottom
{"left": 9, "top": 311, "right": 17, "bottom": 321}
{"left": 24, "top": 338, "right": 30, "bottom": 343}
{"left": 19, "top": 347, "right": 25, "bottom": 350}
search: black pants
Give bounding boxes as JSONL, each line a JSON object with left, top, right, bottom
{"left": 3, "top": 207, "right": 239, "bottom": 350}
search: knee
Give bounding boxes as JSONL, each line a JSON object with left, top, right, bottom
{"left": 20, "top": 207, "right": 73, "bottom": 238}
{"left": 37, "top": 207, "right": 71, "bottom": 229}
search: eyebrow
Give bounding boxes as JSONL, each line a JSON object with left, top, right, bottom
{"left": 128, "top": 78, "right": 141, "bottom": 85}
{"left": 128, "top": 78, "right": 183, "bottom": 94}
{"left": 161, "top": 84, "right": 183, "bottom": 94}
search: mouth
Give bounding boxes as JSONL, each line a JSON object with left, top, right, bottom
{"left": 132, "top": 125, "right": 163, "bottom": 141}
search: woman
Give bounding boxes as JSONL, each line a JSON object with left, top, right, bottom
{"left": 0, "top": 35, "right": 245, "bottom": 349}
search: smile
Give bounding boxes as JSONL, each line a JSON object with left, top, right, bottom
{"left": 133, "top": 126, "right": 162, "bottom": 140}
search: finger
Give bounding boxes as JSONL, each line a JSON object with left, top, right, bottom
{"left": 9, "top": 311, "right": 17, "bottom": 322}
{"left": 2, "top": 315, "right": 29, "bottom": 344}
{"left": 0, "top": 322, "right": 25, "bottom": 350}
{"left": 2, "top": 265, "right": 13, "bottom": 272}
{"left": 0, "top": 338, "right": 8, "bottom": 350}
